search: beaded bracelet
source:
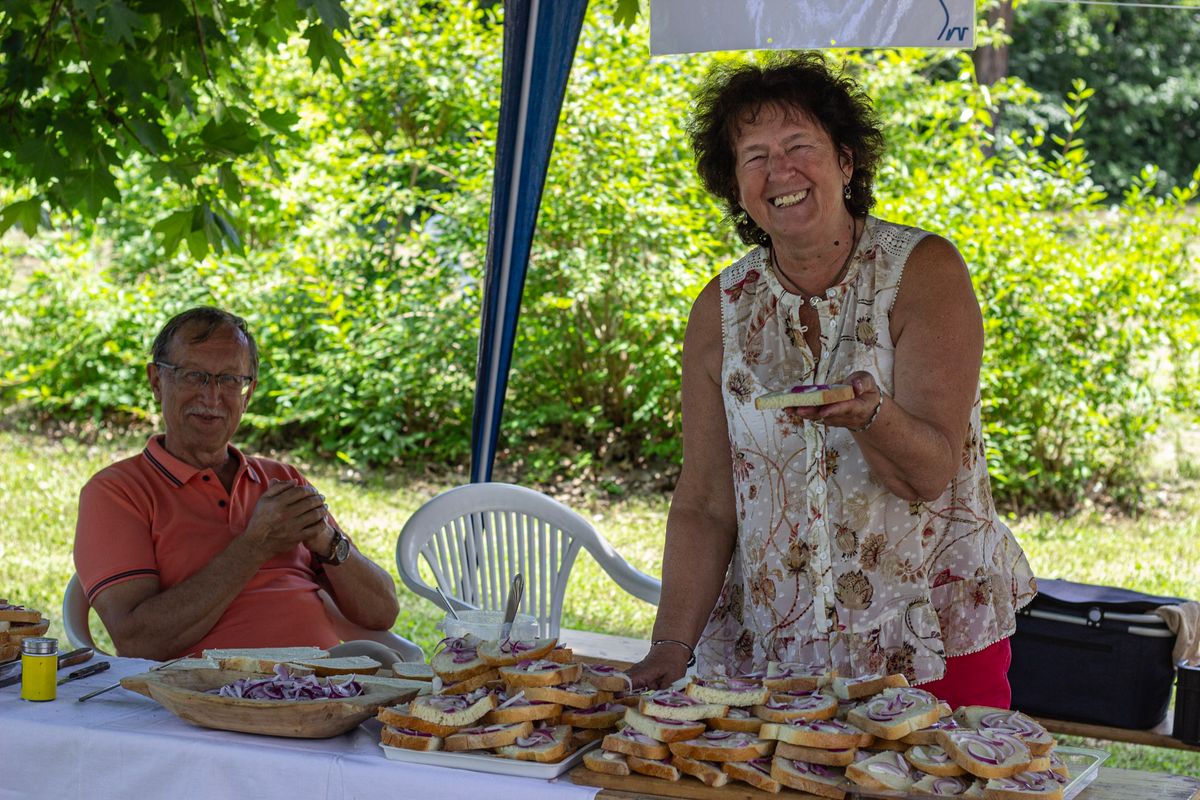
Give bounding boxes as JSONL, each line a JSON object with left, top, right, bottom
{"left": 849, "top": 392, "right": 885, "bottom": 433}
{"left": 650, "top": 638, "right": 697, "bottom": 667}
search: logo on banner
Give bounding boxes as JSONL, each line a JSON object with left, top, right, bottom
{"left": 937, "top": 0, "right": 970, "bottom": 42}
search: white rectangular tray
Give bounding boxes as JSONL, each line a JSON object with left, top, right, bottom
{"left": 380, "top": 739, "right": 601, "bottom": 780}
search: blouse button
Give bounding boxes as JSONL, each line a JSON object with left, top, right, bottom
{"left": 202, "top": 475, "right": 210, "bottom": 482}
{"left": 218, "top": 500, "right": 227, "bottom": 508}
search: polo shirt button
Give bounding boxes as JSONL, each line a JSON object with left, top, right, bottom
{"left": 218, "top": 500, "right": 227, "bottom": 508}
{"left": 202, "top": 475, "right": 210, "bottom": 481}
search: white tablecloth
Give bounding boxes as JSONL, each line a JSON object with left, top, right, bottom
{"left": 0, "top": 657, "right": 602, "bottom": 800}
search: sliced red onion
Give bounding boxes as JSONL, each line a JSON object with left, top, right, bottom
{"left": 702, "top": 730, "right": 735, "bottom": 740}
{"left": 791, "top": 384, "right": 832, "bottom": 393}
{"left": 395, "top": 728, "right": 434, "bottom": 737}
{"left": 930, "top": 777, "right": 970, "bottom": 795}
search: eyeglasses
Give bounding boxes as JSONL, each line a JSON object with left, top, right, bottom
{"left": 153, "top": 362, "right": 255, "bottom": 396}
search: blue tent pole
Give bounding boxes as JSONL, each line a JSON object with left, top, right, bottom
{"left": 470, "top": 0, "right": 590, "bottom": 484}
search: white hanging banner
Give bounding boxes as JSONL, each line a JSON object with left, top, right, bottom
{"left": 650, "top": 0, "right": 976, "bottom": 55}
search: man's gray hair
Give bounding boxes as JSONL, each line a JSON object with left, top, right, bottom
{"left": 151, "top": 307, "right": 259, "bottom": 376}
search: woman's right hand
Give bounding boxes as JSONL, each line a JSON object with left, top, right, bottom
{"left": 628, "top": 643, "right": 693, "bottom": 690}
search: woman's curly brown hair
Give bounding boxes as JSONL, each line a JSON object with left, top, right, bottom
{"left": 688, "top": 52, "right": 885, "bottom": 247}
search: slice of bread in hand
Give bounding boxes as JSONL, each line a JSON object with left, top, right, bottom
{"left": 444, "top": 720, "right": 534, "bottom": 751}
{"left": 639, "top": 689, "right": 728, "bottom": 721}
{"left": 581, "top": 662, "right": 634, "bottom": 692}
{"left": 982, "top": 770, "right": 1069, "bottom": 800}
{"left": 493, "top": 723, "right": 573, "bottom": 763}
{"left": 561, "top": 701, "right": 625, "bottom": 729}
{"left": 431, "top": 637, "right": 494, "bottom": 683}
{"left": 936, "top": 729, "right": 1032, "bottom": 780}
{"left": 776, "top": 741, "right": 857, "bottom": 767}
{"left": 954, "top": 707, "right": 1056, "bottom": 756}
{"left": 845, "top": 750, "right": 918, "bottom": 792}
{"left": 770, "top": 757, "right": 852, "bottom": 799}
{"left": 376, "top": 703, "right": 458, "bottom": 737}
{"left": 755, "top": 384, "right": 854, "bottom": 410}
{"left": 523, "top": 681, "right": 611, "bottom": 709}
{"left": 830, "top": 672, "right": 909, "bottom": 700}
{"left": 499, "top": 659, "right": 582, "bottom": 688}
{"left": 755, "top": 690, "right": 838, "bottom": 723}
{"left": 764, "top": 661, "right": 835, "bottom": 692}
{"left": 478, "top": 637, "right": 558, "bottom": 667}
{"left": 723, "top": 758, "right": 782, "bottom": 793}
{"left": 286, "top": 655, "right": 381, "bottom": 676}
{"left": 671, "top": 755, "right": 730, "bottom": 787}
{"left": 668, "top": 730, "right": 775, "bottom": 762}
{"left": 627, "top": 755, "right": 681, "bottom": 782}
{"left": 709, "top": 706, "right": 765, "bottom": 733}
{"left": 602, "top": 726, "right": 671, "bottom": 760}
{"left": 204, "top": 647, "right": 329, "bottom": 674}
{"left": 847, "top": 686, "right": 945, "bottom": 740}
{"left": 685, "top": 676, "right": 769, "bottom": 707}
{"left": 409, "top": 689, "right": 497, "bottom": 727}
{"left": 380, "top": 725, "right": 443, "bottom": 751}
{"left": 906, "top": 743, "right": 965, "bottom": 776}
{"left": 584, "top": 748, "right": 631, "bottom": 776}
{"left": 623, "top": 706, "right": 707, "bottom": 743}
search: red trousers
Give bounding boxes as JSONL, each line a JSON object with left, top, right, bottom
{"left": 917, "top": 638, "right": 1012, "bottom": 710}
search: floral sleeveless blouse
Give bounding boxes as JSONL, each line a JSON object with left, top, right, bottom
{"left": 697, "top": 216, "right": 1036, "bottom": 685}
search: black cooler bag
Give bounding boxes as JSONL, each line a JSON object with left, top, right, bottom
{"left": 1009, "top": 578, "right": 1185, "bottom": 729}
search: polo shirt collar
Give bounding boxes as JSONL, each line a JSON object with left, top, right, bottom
{"left": 143, "top": 435, "right": 262, "bottom": 488}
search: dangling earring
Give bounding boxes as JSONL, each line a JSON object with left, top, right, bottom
{"left": 843, "top": 184, "right": 852, "bottom": 201}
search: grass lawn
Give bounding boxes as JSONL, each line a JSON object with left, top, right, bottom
{"left": 1, "top": 427, "right": 1196, "bottom": 775}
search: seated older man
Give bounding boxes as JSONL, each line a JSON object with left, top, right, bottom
{"left": 74, "top": 307, "right": 405, "bottom": 662}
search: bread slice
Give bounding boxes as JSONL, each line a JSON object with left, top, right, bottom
{"left": 954, "top": 707, "right": 1056, "bottom": 756}
{"left": 499, "top": 659, "right": 582, "bottom": 688}
{"left": 845, "top": 749, "right": 918, "bottom": 792}
{"left": 847, "top": 686, "right": 946, "bottom": 740}
{"left": 623, "top": 706, "right": 707, "bottom": 743}
{"left": 936, "top": 729, "right": 1032, "bottom": 780}
{"left": 775, "top": 741, "right": 856, "bottom": 767}
{"left": 572, "top": 727, "right": 608, "bottom": 749}
{"left": 202, "top": 646, "right": 329, "bottom": 673}
{"left": 830, "top": 672, "right": 909, "bottom": 700}
{"left": 764, "top": 661, "right": 835, "bottom": 692}
{"left": 409, "top": 689, "right": 498, "bottom": 727}
{"left": 581, "top": 662, "right": 633, "bottom": 692}
{"left": 912, "top": 773, "right": 985, "bottom": 796}
{"left": 478, "top": 637, "right": 558, "bottom": 667}
{"left": 685, "top": 676, "right": 769, "bottom": 707}
{"left": 755, "top": 384, "right": 854, "bottom": 410}
{"left": 709, "top": 706, "right": 765, "bottom": 733}
{"left": 668, "top": 731, "right": 774, "bottom": 762}
{"left": 639, "top": 689, "right": 728, "bottom": 721}
{"left": 0, "top": 605, "right": 42, "bottom": 624}
{"left": 612, "top": 689, "right": 643, "bottom": 707}
{"left": 902, "top": 714, "right": 965, "bottom": 745}
{"left": 546, "top": 646, "right": 574, "bottom": 663}
{"left": 982, "top": 770, "right": 1069, "bottom": 800}
{"left": 376, "top": 703, "right": 458, "bottom": 737}
{"left": 523, "top": 681, "right": 611, "bottom": 709}
{"left": 770, "top": 757, "right": 851, "bottom": 799}
{"left": 482, "top": 690, "right": 563, "bottom": 725}
{"left": 286, "top": 655, "right": 381, "bottom": 676}
{"left": 906, "top": 743, "right": 966, "bottom": 776}
{"left": 431, "top": 637, "right": 492, "bottom": 683}
{"left": 561, "top": 701, "right": 625, "bottom": 729}
{"left": 602, "top": 726, "right": 671, "bottom": 760}
{"left": 584, "top": 748, "right": 631, "bottom": 776}
{"left": 627, "top": 755, "right": 681, "bottom": 781}
{"left": 444, "top": 720, "right": 534, "bottom": 751}
{"left": 380, "top": 725, "right": 443, "bottom": 751}
{"left": 354, "top": 674, "right": 425, "bottom": 700}
{"left": 441, "top": 668, "right": 500, "bottom": 695}
{"left": 671, "top": 755, "right": 730, "bottom": 787}
{"left": 493, "top": 724, "right": 573, "bottom": 763}
{"left": 754, "top": 690, "right": 838, "bottom": 723}
{"left": 723, "top": 758, "right": 782, "bottom": 793}
{"left": 389, "top": 662, "right": 435, "bottom": 681}
{"left": 759, "top": 717, "right": 873, "bottom": 749}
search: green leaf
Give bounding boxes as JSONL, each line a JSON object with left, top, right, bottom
{"left": 303, "top": 23, "right": 348, "bottom": 79}
{"left": 218, "top": 164, "right": 244, "bottom": 204}
{"left": 199, "top": 117, "right": 260, "bottom": 156}
{"left": 151, "top": 209, "right": 193, "bottom": 256}
{"left": 77, "top": 166, "right": 121, "bottom": 216}
{"left": 102, "top": 0, "right": 143, "bottom": 45}
{"left": 0, "top": 199, "right": 43, "bottom": 236}
{"left": 614, "top": 0, "right": 641, "bottom": 27}
{"left": 258, "top": 107, "right": 301, "bottom": 135}
{"left": 299, "top": 0, "right": 350, "bottom": 31}
{"left": 128, "top": 116, "right": 170, "bottom": 156}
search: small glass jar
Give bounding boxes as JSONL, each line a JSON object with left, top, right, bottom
{"left": 21, "top": 637, "right": 58, "bottom": 702}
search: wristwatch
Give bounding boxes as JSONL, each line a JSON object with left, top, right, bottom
{"left": 315, "top": 527, "right": 350, "bottom": 567}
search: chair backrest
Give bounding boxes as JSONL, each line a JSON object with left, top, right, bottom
{"left": 396, "top": 482, "right": 661, "bottom": 639}
{"left": 63, "top": 573, "right": 111, "bottom": 655}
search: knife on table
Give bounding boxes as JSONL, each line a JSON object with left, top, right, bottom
{"left": 58, "top": 660, "right": 110, "bottom": 685}
{"left": 0, "top": 646, "right": 94, "bottom": 688}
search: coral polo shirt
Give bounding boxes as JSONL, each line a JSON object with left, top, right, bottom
{"left": 74, "top": 435, "right": 341, "bottom": 658}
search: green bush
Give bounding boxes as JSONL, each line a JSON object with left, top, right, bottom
{"left": 1, "top": 1, "right": 1197, "bottom": 511}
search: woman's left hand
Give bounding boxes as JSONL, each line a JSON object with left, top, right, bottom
{"left": 784, "top": 371, "right": 883, "bottom": 431}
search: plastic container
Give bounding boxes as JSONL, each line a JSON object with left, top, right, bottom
{"left": 437, "top": 610, "right": 538, "bottom": 641}
{"left": 20, "top": 637, "right": 58, "bottom": 702}
{"left": 1174, "top": 660, "right": 1200, "bottom": 745}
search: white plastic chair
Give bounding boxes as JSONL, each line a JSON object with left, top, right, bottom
{"left": 395, "top": 482, "right": 662, "bottom": 639}
{"left": 63, "top": 573, "right": 423, "bottom": 662}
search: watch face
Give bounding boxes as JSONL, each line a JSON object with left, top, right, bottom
{"left": 332, "top": 533, "right": 350, "bottom": 565}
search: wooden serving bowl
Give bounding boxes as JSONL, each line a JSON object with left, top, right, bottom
{"left": 140, "top": 668, "right": 416, "bottom": 739}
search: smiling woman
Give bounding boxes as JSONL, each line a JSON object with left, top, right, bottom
{"left": 628, "top": 53, "right": 1037, "bottom": 710}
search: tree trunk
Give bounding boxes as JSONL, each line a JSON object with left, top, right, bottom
{"left": 973, "top": 0, "right": 1014, "bottom": 86}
